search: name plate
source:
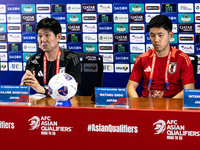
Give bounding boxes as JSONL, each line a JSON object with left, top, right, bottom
{"left": 0, "top": 85, "right": 29, "bottom": 104}
{"left": 95, "top": 87, "right": 128, "bottom": 108}
{"left": 183, "top": 89, "right": 200, "bottom": 108}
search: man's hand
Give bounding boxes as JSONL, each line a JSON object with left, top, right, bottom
{"left": 20, "top": 70, "right": 45, "bottom": 94}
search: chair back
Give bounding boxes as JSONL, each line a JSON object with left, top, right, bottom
{"left": 76, "top": 52, "right": 103, "bottom": 96}
{"left": 187, "top": 53, "right": 198, "bottom": 81}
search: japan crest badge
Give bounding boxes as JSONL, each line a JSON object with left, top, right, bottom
{"left": 168, "top": 62, "right": 177, "bottom": 74}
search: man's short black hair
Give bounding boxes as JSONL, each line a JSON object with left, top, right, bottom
{"left": 148, "top": 15, "right": 172, "bottom": 32}
{"left": 36, "top": 18, "right": 62, "bottom": 36}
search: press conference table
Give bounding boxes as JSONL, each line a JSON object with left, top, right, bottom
{"left": 1, "top": 96, "right": 199, "bottom": 150}
{"left": 29, "top": 95, "right": 184, "bottom": 110}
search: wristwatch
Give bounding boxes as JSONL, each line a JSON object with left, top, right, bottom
{"left": 44, "top": 86, "right": 48, "bottom": 95}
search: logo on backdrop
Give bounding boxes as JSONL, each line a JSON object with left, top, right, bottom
{"left": 153, "top": 120, "right": 166, "bottom": 134}
{"left": 29, "top": 116, "right": 40, "bottom": 130}
{"left": 28, "top": 116, "right": 73, "bottom": 135}
{"left": 153, "top": 119, "right": 200, "bottom": 140}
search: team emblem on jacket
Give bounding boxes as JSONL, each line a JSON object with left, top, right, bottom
{"left": 168, "top": 62, "right": 177, "bottom": 74}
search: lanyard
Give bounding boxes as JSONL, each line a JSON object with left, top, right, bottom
{"left": 43, "top": 49, "right": 61, "bottom": 85}
{"left": 147, "top": 49, "right": 172, "bottom": 91}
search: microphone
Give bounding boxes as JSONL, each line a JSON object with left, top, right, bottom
{"left": 23, "top": 58, "right": 40, "bottom": 86}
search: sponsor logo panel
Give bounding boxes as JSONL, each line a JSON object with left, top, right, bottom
{"left": 83, "top": 44, "right": 97, "bottom": 53}
{"left": 82, "top": 4, "right": 96, "bottom": 13}
{"left": 23, "top": 43, "right": 37, "bottom": 52}
{"left": 100, "top": 53, "right": 113, "bottom": 62}
{"left": 103, "top": 64, "right": 114, "bottom": 72}
{"left": 145, "top": 3, "right": 160, "bottom": 12}
{"left": 68, "top": 34, "right": 82, "bottom": 42}
{"left": 99, "top": 44, "right": 113, "bottom": 53}
{"left": 179, "top": 44, "right": 194, "bottom": 53}
{"left": 179, "top": 34, "right": 194, "bottom": 43}
{"left": 97, "top": 4, "right": 112, "bottom": 13}
{"left": 178, "top": 24, "right": 194, "bottom": 33}
{"left": 8, "top": 34, "right": 21, "bottom": 42}
{"left": 23, "top": 53, "right": 36, "bottom": 61}
{"left": 67, "top": 44, "right": 82, "bottom": 52}
{"left": 8, "top": 53, "right": 22, "bottom": 61}
{"left": 8, "top": 43, "right": 22, "bottom": 52}
{"left": 0, "top": 14, "right": 6, "bottom": 23}
{"left": 67, "top": 24, "right": 81, "bottom": 32}
{"left": 7, "top": 14, "right": 21, "bottom": 23}
{"left": 161, "top": 4, "right": 177, "bottom": 13}
{"left": 114, "top": 53, "right": 130, "bottom": 63}
{"left": 130, "top": 24, "right": 145, "bottom": 33}
{"left": 21, "top": 4, "right": 35, "bottom": 13}
{"left": 0, "top": 43, "right": 7, "bottom": 51}
{"left": 83, "top": 34, "right": 97, "bottom": 43}
{"left": 129, "top": 14, "right": 144, "bottom": 22}
{"left": 178, "top": 3, "right": 193, "bottom": 12}
{"left": 130, "top": 34, "right": 145, "bottom": 43}
{"left": 52, "top": 14, "right": 66, "bottom": 22}
{"left": 36, "top": 4, "right": 50, "bottom": 13}
{"left": 98, "top": 14, "right": 112, "bottom": 23}
{"left": 115, "top": 64, "right": 129, "bottom": 73}
{"left": 22, "top": 34, "right": 37, "bottom": 42}
{"left": 0, "top": 53, "right": 7, "bottom": 61}
{"left": 7, "top": 4, "right": 21, "bottom": 13}
{"left": 0, "top": 4, "right": 6, "bottom": 13}
{"left": 67, "top": 4, "right": 81, "bottom": 13}
{"left": 82, "top": 24, "right": 97, "bottom": 33}
{"left": 114, "top": 24, "right": 128, "bottom": 33}
{"left": 0, "top": 24, "right": 6, "bottom": 32}
{"left": 98, "top": 24, "right": 113, "bottom": 32}
{"left": 178, "top": 14, "right": 194, "bottom": 23}
{"left": 22, "top": 24, "right": 36, "bottom": 33}
{"left": 98, "top": 34, "right": 113, "bottom": 43}
{"left": 82, "top": 14, "right": 97, "bottom": 23}
{"left": 114, "top": 14, "right": 128, "bottom": 23}
{"left": 67, "top": 14, "right": 81, "bottom": 23}
{"left": 9, "top": 62, "right": 22, "bottom": 71}
{"left": 36, "top": 14, "right": 51, "bottom": 23}
{"left": 113, "top": 4, "right": 128, "bottom": 13}
{"left": 130, "top": 54, "right": 141, "bottom": 63}
{"left": 114, "top": 34, "right": 129, "bottom": 43}
{"left": 22, "top": 14, "right": 36, "bottom": 22}
{"left": 51, "top": 4, "right": 66, "bottom": 13}
{"left": 145, "top": 14, "right": 159, "bottom": 23}
{"left": 114, "top": 44, "right": 129, "bottom": 52}
{"left": 1, "top": 62, "right": 8, "bottom": 71}
{"left": 130, "top": 44, "right": 145, "bottom": 53}
{"left": 7, "top": 24, "right": 21, "bottom": 32}
{"left": 0, "top": 33, "right": 7, "bottom": 42}
{"left": 129, "top": 4, "right": 144, "bottom": 13}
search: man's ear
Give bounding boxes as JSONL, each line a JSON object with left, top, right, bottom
{"left": 169, "top": 31, "right": 173, "bottom": 39}
{"left": 57, "top": 33, "right": 62, "bottom": 41}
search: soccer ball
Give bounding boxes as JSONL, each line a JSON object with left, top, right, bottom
{"left": 48, "top": 73, "right": 77, "bottom": 101}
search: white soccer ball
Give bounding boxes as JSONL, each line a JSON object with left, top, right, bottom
{"left": 48, "top": 73, "right": 77, "bottom": 101}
